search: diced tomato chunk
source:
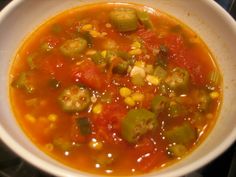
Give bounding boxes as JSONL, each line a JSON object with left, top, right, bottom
{"left": 42, "top": 35, "right": 61, "bottom": 47}
{"left": 162, "top": 34, "right": 206, "bottom": 85}
{"left": 72, "top": 59, "right": 106, "bottom": 91}
{"left": 136, "top": 28, "right": 160, "bottom": 51}
{"left": 38, "top": 54, "right": 65, "bottom": 76}
{"left": 92, "top": 103, "right": 127, "bottom": 143}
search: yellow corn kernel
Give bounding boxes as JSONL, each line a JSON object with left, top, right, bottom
{"left": 129, "top": 48, "right": 142, "bottom": 55}
{"left": 130, "top": 66, "right": 146, "bottom": 78}
{"left": 146, "top": 75, "right": 160, "bottom": 85}
{"left": 131, "top": 92, "right": 144, "bottom": 102}
{"left": 25, "top": 114, "right": 36, "bottom": 123}
{"left": 131, "top": 41, "right": 141, "bottom": 49}
{"left": 145, "top": 64, "right": 154, "bottom": 74}
{"left": 81, "top": 24, "right": 93, "bottom": 31}
{"left": 124, "top": 97, "right": 136, "bottom": 107}
{"left": 101, "top": 32, "right": 108, "bottom": 37}
{"left": 92, "top": 103, "right": 103, "bottom": 114}
{"left": 89, "top": 30, "right": 101, "bottom": 38}
{"left": 89, "top": 138, "right": 103, "bottom": 150}
{"left": 134, "top": 61, "right": 146, "bottom": 68}
{"left": 85, "top": 49, "right": 97, "bottom": 56}
{"left": 90, "top": 95, "right": 97, "bottom": 103}
{"left": 119, "top": 87, "right": 132, "bottom": 97}
{"left": 210, "top": 91, "right": 219, "bottom": 99}
{"left": 48, "top": 114, "right": 58, "bottom": 122}
{"left": 101, "top": 50, "right": 107, "bottom": 58}
{"left": 105, "top": 23, "right": 112, "bottom": 28}
{"left": 206, "top": 113, "right": 213, "bottom": 119}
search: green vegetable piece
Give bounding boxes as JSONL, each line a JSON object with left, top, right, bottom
{"left": 121, "top": 109, "right": 158, "bottom": 143}
{"left": 60, "top": 37, "right": 87, "bottom": 57}
{"left": 100, "top": 92, "right": 112, "bottom": 103}
{"left": 159, "top": 44, "right": 168, "bottom": 54}
{"left": 51, "top": 24, "right": 62, "bottom": 34}
{"left": 41, "top": 42, "right": 53, "bottom": 52}
{"left": 164, "top": 123, "right": 197, "bottom": 145}
{"left": 58, "top": 85, "right": 91, "bottom": 112}
{"left": 53, "top": 138, "right": 72, "bottom": 151}
{"left": 208, "top": 70, "right": 221, "bottom": 89}
{"left": 168, "top": 144, "right": 187, "bottom": 157}
{"left": 91, "top": 52, "right": 107, "bottom": 66}
{"left": 76, "top": 117, "right": 92, "bottom": 135}
{"left": 80, "top": 31, "right": 93, "bottom": 48}
{"left": 137, "top": 10, "right": 154, "bottom": 29}
{"left": 113, "top": 60, "right": 129, "bottom": 74}
{"left": 153, "top": 66, "right": 167, "bottom": 80}
{"left": 106, "top": 50, "right": 117, "bottom": 59}
{"left": 116, "top": 50, "right": 131, "bottom": 60}
{"left": 158, "top": 83, "right": 170, "bottom": 96}
{"left": 165, "top": 67, "right": 189, "bottom": 92}
{"left": 26, "top": 53, "right": 37, "bottom": 70}
{"left": 168, "top": 101, "right": 187, "bottom": 118}
{"left": 156, "top": 45, "right": 169, "bottom": 68}
{"left": 197, "top": 90, "right": 211, "bottom": 112}
{"left": 95, "top": 152, "right": 116, "bottom": 167}
{"left": 192, "top": 112, "right": 206, "bottom": 127}
{"left": 11, "top": 72, "right": 35, "bottom": 94}
{"left": 170, "top": 25, "right": 182, "bottom": 33}
{"left": 48, "top": 78, "right": 61, "bottom": 89}
{"left": 106, "top": 50, "right": 131, "bottom": 62}
{"left": 110, "top": 8, "right": 138, "bottom": 32}
{"left": 151, "top": 95, "right": 168, "bottom": 115}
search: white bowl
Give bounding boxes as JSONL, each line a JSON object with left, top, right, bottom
{"left": 0, "top": 0, "right": 236, "bottom": 177}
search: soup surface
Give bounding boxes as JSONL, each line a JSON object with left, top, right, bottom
{"left": 9, "top": 3, "right": 222, "bottom": 176}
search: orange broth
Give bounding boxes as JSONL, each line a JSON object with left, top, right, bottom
{"left": 9, "top": 3, "right": 222, "bottom": 176}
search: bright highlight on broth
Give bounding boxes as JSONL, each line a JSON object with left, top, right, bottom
{"left": 9, "top": 3, "right": 222, "bottom": 176}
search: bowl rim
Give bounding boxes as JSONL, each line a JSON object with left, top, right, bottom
{"left": 0, "top": 0, "right": 236, "bottom": 177}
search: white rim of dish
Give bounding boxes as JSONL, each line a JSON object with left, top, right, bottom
{"left": 0, "top": 0, "right": 236, "bottom": 177}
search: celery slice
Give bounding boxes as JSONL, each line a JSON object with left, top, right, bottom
{"left": 208, "top": 70, "right": 221, "bottom": 89}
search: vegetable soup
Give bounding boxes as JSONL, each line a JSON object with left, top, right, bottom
{"left": 9, "top": 3, "right": 222, "bottom": 176}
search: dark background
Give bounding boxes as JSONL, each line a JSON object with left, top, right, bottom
{"left": 0, "top": 0, "right": 236, "bottom": 177}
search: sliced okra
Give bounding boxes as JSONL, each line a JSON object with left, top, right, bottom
{"left": 60, "top": 37, "right": 87, "bottom": 57}
{"left": 58, "top": 85, "right": 91, "bottom": 112}
{"left": 110, "top": 8, "right": 138, "bottom": 32}
{"left": 121, "top": 109, "right": 158, "bottom": 143}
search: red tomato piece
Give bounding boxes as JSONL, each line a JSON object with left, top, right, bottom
{"left": 136, "top": 28, "right": 160, "bottom": 51}
{"left": 72, "top": 59, "right": 106, "bottom": 91}
{"left": 161, "top": 34, "right": 184, "bottom": 55}
{"left": 38, "top": 54, "right": 65, "bottom": 76}
{"left": 162, "top": 34, "right": 206, "bottom": 85}
{"left": 93, "top": 103, "right": 127, "bottom": 143}
{"left": 42, "top": 35, "right": 61, "bottom": 47}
